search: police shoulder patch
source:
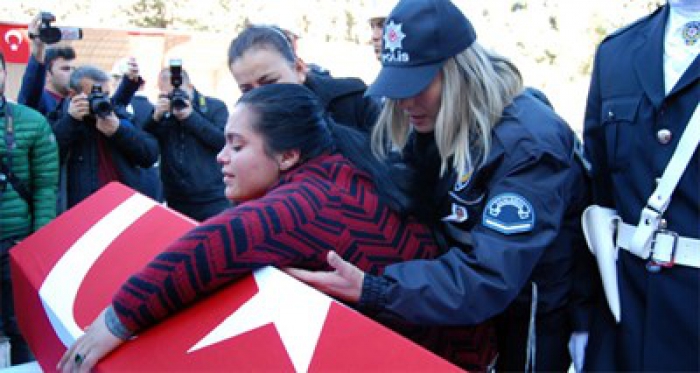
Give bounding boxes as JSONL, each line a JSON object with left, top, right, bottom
{"left": 482, "top": 193, "right": 535, "bottom": 235}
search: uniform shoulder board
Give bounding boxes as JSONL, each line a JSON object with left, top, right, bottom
{"left": 602, "top": 5, "right": 664, "bottom": 43}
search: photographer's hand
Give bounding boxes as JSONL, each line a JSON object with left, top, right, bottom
{"left": 28, "top": 13, "right": 46, "bottom": 62}
{"left": 172, "top": 99, "right": 193, "bottom": 121}
{"left": 125, "top": 57, "right": 140, "bottom": 82}
{"left": 68, "top": 94, "right": 90, "bottom": 121}
{"left": 153, "top": 94, "right": 170, "bottom": 122}
{"left": 96, "top": 112, "right": 120, "bottom": 137}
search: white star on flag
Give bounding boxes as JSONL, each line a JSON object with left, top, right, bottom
{"left": 188, "top": 266, "right": 333, "bottom": 372}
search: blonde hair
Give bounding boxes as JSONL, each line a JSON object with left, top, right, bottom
{"left": 371, "top": 42, "right": 523, "bottom": 181}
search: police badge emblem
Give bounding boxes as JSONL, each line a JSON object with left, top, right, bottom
{"left": 682, "top": 21, "right": 700, "bottom": 46}
{"left": 382, "top": 20, "right": 409, "bottom": 63}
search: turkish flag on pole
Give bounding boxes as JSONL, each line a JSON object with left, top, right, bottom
{"left": 10, "top": 183, "right": 460, "bottom": 372}
{"left": 0, "top": 23, "right": 30, "bottom": 64}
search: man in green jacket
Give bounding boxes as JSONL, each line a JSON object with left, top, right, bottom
{"left": 0, "top": 51, "right": 58, "bottom": 365}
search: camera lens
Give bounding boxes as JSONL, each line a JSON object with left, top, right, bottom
{"left": 92, "top": 100, "right": 112, "bottom": 118}
{"left": 169, "top": 88, "right": 189, "bottom": 110}
{"left": 88, "top": 85, "right": 113, "bottom": 119}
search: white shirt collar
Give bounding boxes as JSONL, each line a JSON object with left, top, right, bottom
{"left": 667, "top": 5, "right": 700, "bottom": 37}
{"left": 663, "top": 7, "right": 699, "bottom": 94}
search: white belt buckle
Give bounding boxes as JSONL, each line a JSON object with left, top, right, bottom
{"left": 646, "top": 229, "right": 679, "bottom": 272}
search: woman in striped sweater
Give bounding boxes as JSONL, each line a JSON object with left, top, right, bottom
{"left": 59, "top": 84, "right": 496, "bottom": 372}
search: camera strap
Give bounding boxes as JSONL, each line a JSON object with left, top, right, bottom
{"left": 1, "top": 101, "right": 34, "bottom": 209}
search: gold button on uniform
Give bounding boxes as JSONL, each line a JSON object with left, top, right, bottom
{"left": 657, "top": 129, "right": 672, "bottom": 144}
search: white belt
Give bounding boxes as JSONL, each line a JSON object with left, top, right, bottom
{"left": 617, "top": 221, "right": 700, "bottom": 269}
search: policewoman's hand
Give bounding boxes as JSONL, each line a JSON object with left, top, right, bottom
{"left": 284, "top": 251, "right": 364, "bottom": 304}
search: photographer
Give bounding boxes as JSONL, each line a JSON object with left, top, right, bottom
{"left": 53, "top": 65, "right": 159, "bottom": 208}
{"left": 17, "top": 12, "right": 77, "bottom": 116}
{"left": 144, "top": 64, "right": 229, "bottom": 221}
{"left": 110, "top": 57, "right": 163, "bottom": 202}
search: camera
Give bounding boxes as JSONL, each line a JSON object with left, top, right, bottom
{"left": 168, "top": 59, "right": 189, "bottom": 110}
{"left": 35, "top": 12, "right": 83, "bottom": 45}
{"left": 88, "top": 84, "right": 113, "bottom": 119}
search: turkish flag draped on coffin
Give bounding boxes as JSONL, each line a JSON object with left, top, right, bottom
{"left": 10, "top": 182, "right": 460, "bottom": 372}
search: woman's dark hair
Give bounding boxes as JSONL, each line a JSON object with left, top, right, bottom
{"left": 228, "top": 25, "right": 296, "bottom": 67}
{"left": 238, "top": 83, "right": 411, "bottom": 214}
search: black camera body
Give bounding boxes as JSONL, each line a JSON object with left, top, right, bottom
{"left": 168, "top": 59, "right": 189, "bottom": 110}
{"left": 88, "top": 84, "right": 113, "bottom": 119}
{"left": 37, "top": 12, "right": 83, "bottom": 45}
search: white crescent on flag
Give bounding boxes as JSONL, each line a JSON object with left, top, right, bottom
{"left": 11, "top": 183, "right": 460, "bottom": 372}
{"left": 38, "top": 193, "right": 157, "bottom": 347}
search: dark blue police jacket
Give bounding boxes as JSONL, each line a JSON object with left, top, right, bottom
{"left": 583, "top": 4, "right": 700, "bottom": 371}
{"left": 362, "top": 89, "right": 591, "bottom": 371}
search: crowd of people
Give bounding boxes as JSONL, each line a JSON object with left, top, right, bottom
{"left": 0, "top": 0, "right": 697, "bottom": 371}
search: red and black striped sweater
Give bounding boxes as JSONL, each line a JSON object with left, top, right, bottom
{"left": 113, "top": 153, "right": 495, "bottom": 370}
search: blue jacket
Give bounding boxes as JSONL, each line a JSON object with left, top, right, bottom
{"left": 143, "top": 90, "right": 227, "bottom": 204}
{"left": 52, "top": 101, "right": 159, "bottom": 209}
{"left": 583, "top": 5, "right": 700, "bottom": 371}
{"left": 361, "top": 90, "right": 590, "bottom": 371}
{"left": 17, "top": 55, "right": 62, "bottom": 116}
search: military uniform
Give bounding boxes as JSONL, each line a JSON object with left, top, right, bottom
{"left": 583, "top": 4, "right": 700, "bottom": 370}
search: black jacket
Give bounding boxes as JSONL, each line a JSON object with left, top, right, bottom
{"left": 361, "top": 90, "right": 591, "bottom": 371}
{"left": 143, "top": 90, "right": 228, "bottom": 204}
{"left": 304, "top": 73, "right": 380, "bottom": 133}
{"left": 53, "top": 102, "right": 159, "bottom": 209}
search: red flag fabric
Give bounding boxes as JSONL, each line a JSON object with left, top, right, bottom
{"left": 0, "top": 23, "right": 30, "bottom": 64}
{"left": 10, "top": 182, "right": 460, "bottom": 372}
